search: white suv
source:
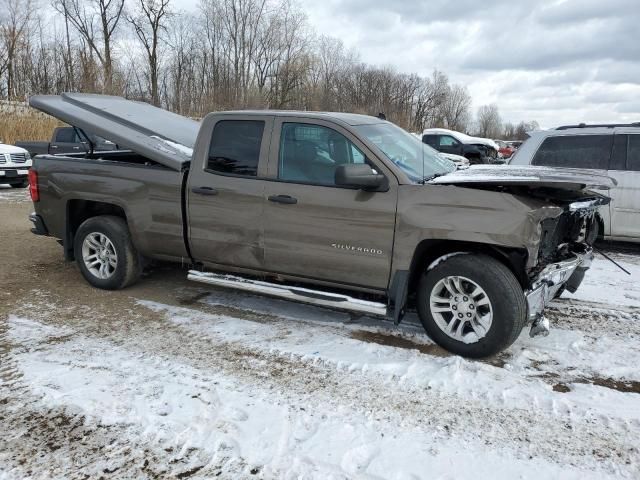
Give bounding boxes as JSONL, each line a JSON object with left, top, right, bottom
{"left": 509, "top": 124, "right": 640, "bottom": 242}
{"left": 0, "top": 143, "right": 32, "bottom": 188}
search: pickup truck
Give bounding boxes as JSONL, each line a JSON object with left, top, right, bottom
{"left": 16, "top": 126, "right": 118, "bottom": 158}
{"left": 27, "top": 93, "right": 614, "bottom": 357}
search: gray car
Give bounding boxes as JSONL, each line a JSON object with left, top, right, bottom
{"left": 26, "top": 93, "right": 614, "bottom": 358}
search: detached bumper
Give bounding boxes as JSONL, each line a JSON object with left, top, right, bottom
{"left": 525, "top": 248, "right": 593, "bottom": 322}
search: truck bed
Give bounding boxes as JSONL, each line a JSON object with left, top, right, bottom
{"left": 33, "top": 151, "right": 188, "bottom": 262}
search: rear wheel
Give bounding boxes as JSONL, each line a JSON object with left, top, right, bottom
{"left": 74, "top": 215, "right": 142, "bottom": 290}
{"left": 417, "top": 253, "right": 527, "bottom": 358}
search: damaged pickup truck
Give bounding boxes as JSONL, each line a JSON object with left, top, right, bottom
{"left": 27, "top": 93, "right": 615, "bottom": 357}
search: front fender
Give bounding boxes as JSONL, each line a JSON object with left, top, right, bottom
{"left": 392, "top": 185, "right": 563, "bottom": 273}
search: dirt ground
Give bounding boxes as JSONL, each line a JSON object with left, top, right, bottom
{"left": 1, "top": 187, "right": 639, "bottom": 479}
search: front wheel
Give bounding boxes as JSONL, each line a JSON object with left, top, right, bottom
{"left": 417, "top": 253, "right": 527, "bottom": 358}
{"left": 74, "top": 215, "right": 142, "bottom": 290}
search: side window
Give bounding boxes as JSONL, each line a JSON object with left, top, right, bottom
{"left": 55, "top": 128, "right": 76, "bottom": 143}
{"left": 532, "top": 135, "right": 612, "bottom": 169}
{"left": 422, "top": 135, "right": 438, "bottom": 147}
{"left": 439, "top": 135, "right": 459, "bottom": 147}
{"left": 610, "top": 135, "right": 627, "bottom": 170}
{"left": 207, "top": 120, "right": 265, "bottom": 177}
{"left": 279, "top": 123, "right": 368, "bottom": 186}
{"left": 628, "top": 135, "right": 640, "bottom": 172}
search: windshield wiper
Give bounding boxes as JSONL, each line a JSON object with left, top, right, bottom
{"left": 420, "top": 172, "right": 449, "bottom": 184}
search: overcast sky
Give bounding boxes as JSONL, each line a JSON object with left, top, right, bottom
{"left": 173, "top": 0, "right": 640, "bottom": 128}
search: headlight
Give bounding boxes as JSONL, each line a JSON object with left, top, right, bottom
{"left": 25, "top": 151, "right": 31, "bottom": 160}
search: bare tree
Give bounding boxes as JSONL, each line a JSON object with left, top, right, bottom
{"left": 127, "top": 0, "right": 171, "bottom": 106}
{"left": 53, "top": 0, "right": 125, "bottom": 93}
{"left": 0, "top": 0, "right": 35, "bottom": 99}
{"left": 476, "top": 104, "right": 502, "bottom": 138}
{"left": 440, "top": 84, "right": 471, "bottom": 132}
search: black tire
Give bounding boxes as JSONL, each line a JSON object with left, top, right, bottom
{"left": 417, "top": 253, "right": 527, "bottom": 358}
{"left": 74, "top": 215, "right": 142, "bottom": 290}
{"left": 10, "top": 180, "right": 28, "bottom": 188}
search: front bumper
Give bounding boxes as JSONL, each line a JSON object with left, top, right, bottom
{"left": 0, "top": 167, "right": 30, "bottom": 180}
{"left": 525, "top": 248, "right": 593, "bottom": 322}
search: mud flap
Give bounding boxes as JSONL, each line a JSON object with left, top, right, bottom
{"left": 387, "top": 271, "right": 409, "bottom": 326}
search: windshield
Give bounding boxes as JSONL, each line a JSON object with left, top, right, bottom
{"left": 355, "top": 123, "right": 456, "bottom": 182}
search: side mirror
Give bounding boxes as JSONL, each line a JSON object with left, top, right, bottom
{"left": 335, "top": 164, "right": 387, "bottom": 191}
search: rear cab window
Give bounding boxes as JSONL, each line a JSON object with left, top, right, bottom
{"left": 207, "top": 120, "right": 265, "bottom": 177}
{"left": 532, "top": 135, "right": 612, "bottom": 169}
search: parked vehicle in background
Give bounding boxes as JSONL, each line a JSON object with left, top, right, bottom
{"left": 495, "top": 140, "right": 516, "bottom": 159}
{"left": 16, "top": 126, "right": 119, "bottom": 158}
{"left": 509, "top": 123, "right": 640, "bottom": 243}
{"left": 438, "top": 152, "right": 469, "bottom": 167}
{"left": 0, "top": 143, "right": 31, "bottom": 187}
{"left": 27, "top": 93, "right": 614, "bottom": 358}
{"left": 422, "top": 128, "right": 500, "bottom": 164}
{"left": 507, "top": 140, "right": 523, "bottom": 150}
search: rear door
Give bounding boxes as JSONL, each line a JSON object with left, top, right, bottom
{"left": 187, "top": 115, "right": 274, "bottom": 270}
{"left": 262, "top": 118, "right": 397, "bottom": 291}
{"left": 608, "top": 132, "right": 640, "bottom": 239}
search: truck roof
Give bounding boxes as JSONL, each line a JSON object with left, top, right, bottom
{"left": 213, "top": 110, "right": 384, "bottom": 126}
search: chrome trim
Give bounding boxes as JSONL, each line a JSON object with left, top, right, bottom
{"left": 188, "top": 271, "right": 388, "bottom": 317}
{"left": 525, "top": 249, "right": 593, "bottom": 322}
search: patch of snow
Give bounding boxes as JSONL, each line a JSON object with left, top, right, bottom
{"left": 561, "top": 252, "right": 640, "bottom": 307}
{"left": 7, "top": 317, "right": 634, "bottom": 479}
{"left": 150, "top": 135, "right": 194, "bottom": 157}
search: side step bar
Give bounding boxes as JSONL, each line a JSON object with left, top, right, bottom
{"left": 187, "top": 270, "right": 388, "bottom": 317}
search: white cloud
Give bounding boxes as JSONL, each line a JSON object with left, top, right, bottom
{"left": 171, "top": 0, "right": 640, "bottom": 128}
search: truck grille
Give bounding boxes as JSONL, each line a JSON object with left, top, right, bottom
{"left": 10, "top": 153, "right": 27, "bottom": 163}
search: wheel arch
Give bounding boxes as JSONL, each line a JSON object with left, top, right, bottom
{"left": 64, "top": 199, "right": 128, "bottom": 261}
{"left": 406, "top": 239, "right": 529, "bottom": 298}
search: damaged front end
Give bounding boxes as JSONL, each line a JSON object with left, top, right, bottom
{"left": 525, "top": 196, "right": 606, "bottom": 337}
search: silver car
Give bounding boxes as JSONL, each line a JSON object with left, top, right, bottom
{"left": 509, "top": 123, "right": 640, "bottom": 243}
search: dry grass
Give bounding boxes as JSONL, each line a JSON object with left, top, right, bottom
{"left": 0, "top": 112, "right": 64, "bottom": 145}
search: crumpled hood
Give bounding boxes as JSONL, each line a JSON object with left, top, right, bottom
{"left": 428, "top": 165, "right": 616, "bottom": 191}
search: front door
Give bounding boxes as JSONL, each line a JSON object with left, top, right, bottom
{"left": 187, "top": 115, "right": 274, "bottom": 270}
{"left": 263, "top": 119, "right": 397, "bottom": 291}
{"left": 609, "top": 133, "right": 640, "bottom": 239}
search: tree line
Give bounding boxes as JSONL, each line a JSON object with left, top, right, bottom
{"left": 0, "top": 0, "right": 537, "bottom": 139}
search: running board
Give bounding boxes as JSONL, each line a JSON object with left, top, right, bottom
{"left": 187, "top": 270, "right": 388, "bottom": 317}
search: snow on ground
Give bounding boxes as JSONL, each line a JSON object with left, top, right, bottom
{"left": 562, "top": 249, "right": 640, "bottom": 307}
{"left": 1, "top": 247, "right": 639, "bottom": 478}
{"left": 0, "top": 185, "right": 29, "bottom": 203}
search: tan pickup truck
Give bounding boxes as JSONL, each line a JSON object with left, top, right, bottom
{"left": 27, "top": 93, "right": 614, "bottom": 357}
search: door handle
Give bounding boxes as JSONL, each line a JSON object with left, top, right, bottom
{"left": 51, "top": 145, "right": 58, "bottom": 149}
{"left": 192, "top": 186, "right": 218, "bottom": 196}
{"left": 268, "top": 195, "right": 297, "bottom": 205}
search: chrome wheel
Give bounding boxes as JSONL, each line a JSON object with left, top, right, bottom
{"left": 429, "top": 275, "right": 493, "bottom": 344}
{"left": 82, "top": 232, "right": 118, "bottom": 280}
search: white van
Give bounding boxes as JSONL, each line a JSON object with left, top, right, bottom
{"left": 509, "top": 124, "right": 640, "bottom": 242}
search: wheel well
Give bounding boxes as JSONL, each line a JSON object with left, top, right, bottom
{"left": 407, "top": 240, "right": 529, "bottom": 297}
{"left": 65, "top": 200, "right": 127, "bottom": 260}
